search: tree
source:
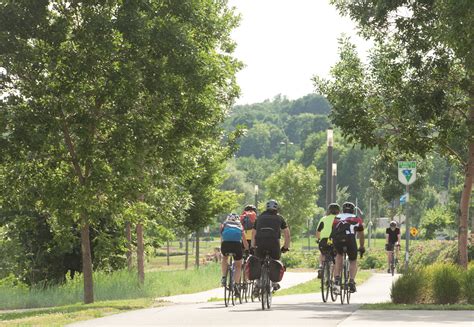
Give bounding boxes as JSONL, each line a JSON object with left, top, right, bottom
{"left": 420, "top": 206, "right": 455, "bottom": 240}
{"left": 316, "top": 0, "right": 473, "bottom": 266}
{"left": 264, "top": 161, "right": 321, "bottom": 235}
{"left": 0, "top": 0, "right": 241, "bottom": 302}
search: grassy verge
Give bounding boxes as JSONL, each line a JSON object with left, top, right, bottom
{"left": 0, "top": 264, "right": 220, "bottom": 310}
{"left": 0, "top": 298, "right": 157, "bottom": 326}
{"left": 362, "top": 302, "right": 474, "bottom": 310}
{"left": 276, "top": 270, "right": 372, "bottom": 296}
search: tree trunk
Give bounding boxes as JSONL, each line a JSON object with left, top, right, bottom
{"left": 81, "top": 217, "right": 94, "bottom": 304}
{"left": 195, "top": 230, "right": 200, "bottom": 269}
{"left": 137, "top": 222, "right": 145, "bottom": 284}
{"left": 458, "top": 94, "right": 474, "bottom": 268}
{"left": 126, "top": 221, "right": 132, "bottom": 270}
{"left": 185, "top": 234, "right": 189, "bottom": 270}
{"left": 458, "top": 141, "right": 474, "bottom": 268}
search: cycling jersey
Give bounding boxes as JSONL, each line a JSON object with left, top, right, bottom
{"left": 316, "top": 214, "right": 337, "bottom": 239}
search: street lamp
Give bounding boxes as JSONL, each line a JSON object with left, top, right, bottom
{"left": 279, "top": 140, "right": 294, "bottom": 163}
{"left": 326, "top": 128, "right": 334, "bottom": 208}
{"left": 254, "top": 185, "right": 259, "bottom": 212}
{"left": 332, "top": 163, "right": 337, "bottom": 204}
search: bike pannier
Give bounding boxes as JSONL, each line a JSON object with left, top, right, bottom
{"left": 269, "top": 259, "right": 286, "bottom": 282}
{"left": 246, "top": 255, "right": 261, "bottom": 280}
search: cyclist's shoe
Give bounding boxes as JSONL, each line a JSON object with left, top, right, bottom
{"left": 348, "top": 280, "right": 356, "bottom": 293}
{"left": 272, "top": 282, "right": 280, "bottom": 291}
{"left": 317, "top": 269, "right": 322, "bottom": 279}
{"left": 252, "top": 285, "right": 260, "bottom": 298}
{"left": 220, "top": 276, "right": 226, "bottom": 287}
{"left": 387, "top": 268, "right": 391, "bottom": 274}
{"left": 334, "top": 276, "right": 341, "bottom": 287}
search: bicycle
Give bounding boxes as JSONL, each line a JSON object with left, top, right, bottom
{"left": 387, "top": 243, "right": 400, "bottom": 276}
{"left": 240, "top": 252, "right": 251, "bottom": 303}
{"left": 321, "top": 247, "right": 337, "bottom": 303}
{"left": 223, "top": 253, "right": 240, "bottom": 307}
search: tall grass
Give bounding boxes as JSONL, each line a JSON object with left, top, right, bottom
{"left": 0, "top": 264, "right": 220, "bottom": 310}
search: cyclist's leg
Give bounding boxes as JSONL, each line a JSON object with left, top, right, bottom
{"left": 348, "top": 237, "right": 358, "bottom": 280}
{"left": 233, "top": 242, "right": 244, "bottom": 283}
{"left": 220, "top": 242, "right": 230, "bottom": 285}
{"left": 333, "top": 241, "right": 343, "bottom": 280}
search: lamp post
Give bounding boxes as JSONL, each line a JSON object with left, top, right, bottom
{"left": 280, "top": 140, "right": 294, "bottom": 163}
{"left": 326, "top": 129, "right": 334, "bottom": 208}
{"left": 254, "top": 185, "right": 259, "bottom": 212}
{"left": 332, "top": 163, "right": 337, "bottom": 204}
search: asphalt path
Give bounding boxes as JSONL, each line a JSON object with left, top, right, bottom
{"left": 70, "top": 273, "right": 473, "bottom": 327}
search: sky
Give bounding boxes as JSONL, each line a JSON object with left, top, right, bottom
{"left": 227, "top": 0, "right": 372, "bottom": 105}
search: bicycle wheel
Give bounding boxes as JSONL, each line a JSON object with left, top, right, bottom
{"left": 329, "top": 261, "right": 337, "bottom": 302}
{"left": 261, "top": 270, "right": 267, "bottom": 310}
{"left": 224, "top": 267, "right": 231, "bottom": 307}
{"left": 391, "top": 254, "right": 395, "bottom": 276}
{"left": 250, "top": 281, "right": 256, "bottom": 302}
{"left": 345, "top": 260, "right": 351, "bottom": 304}
{"left": 321, "top": 261, "right": 329, "bottom": 303}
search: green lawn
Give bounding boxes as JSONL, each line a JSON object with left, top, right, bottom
{"left": 0, "top": 298, "right": 156, "bottom": 327}
{"left": 0, "top": 264, "right": 221, "bottom": 310}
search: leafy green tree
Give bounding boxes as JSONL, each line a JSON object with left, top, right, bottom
{"left": 420, "top": 206, "right": 456, "bottom": 240}
{"left": 322, "top": 0, "right": 473, "bottom": 267}
{"left": 264, "top": 161, "right": 321, "bottom": 235}
{"left": 237, "top": 123, "right": 285, "bottom": 158}
{"left": 0, "top": 0, "right": 240, "bottom": 302}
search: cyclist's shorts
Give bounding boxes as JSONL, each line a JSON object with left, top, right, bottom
{"left": 334, "top": 236, "right": 358, "bottom": 261}
{"left": 242, "top": 239, "right": 252, "bottom": 250}
{"left": 255, "top": 238, "right": 281, "bottom": 260}
{"left": 318, "top": 238, "right": 334, "bottom": 255}
{"left": 221, "top": 241, "right": 243, "bottom": 261}
{"left": 386, "top": 243, "right": 396, "bottom": 251}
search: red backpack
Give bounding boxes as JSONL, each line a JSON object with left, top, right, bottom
{"left": 240, "top": 211, "right": 257, "bottom": 231}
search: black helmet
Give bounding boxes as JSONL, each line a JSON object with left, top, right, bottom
{"left": 327, "top": 203, "right": 340, "bottom": 215}
{"left": 266, "top": 199, "right": 279, "bottom": 211}
{"left": 244, "top": 204, "right": 257, "bottom": 212}
{"left": 342, "top": 202, "right": 355, "bottom": 214}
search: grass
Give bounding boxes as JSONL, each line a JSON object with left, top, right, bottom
{"left": 361, "top": 302, "right": 474, "bottom": 310}
{"left": 276, "top": 270, "right": 372, "bottom": 296}
{"left": 0, "top": 298, "right": 157, "bottom": 326}
{"left": 0, "top": 264, "right": 221, "bottom": 310}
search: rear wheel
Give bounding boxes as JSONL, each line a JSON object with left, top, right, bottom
{"left": 261, "top": 271, "right": 268, "bottom": 310}
{"left": 224, "top": 268, "right": 232, "bottom": 307}
{"left": 344, "top": 260, "right": 351, "bottom": 304}
{"left": 321, "top": 261, "right": 329, "bottom": 302}
{"left": 330, "top": 261, "right": 337, "bottom": 302}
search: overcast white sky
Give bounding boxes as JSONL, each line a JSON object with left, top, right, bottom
{"left": 227, "top": 0, "right": 372, "bottom": 105}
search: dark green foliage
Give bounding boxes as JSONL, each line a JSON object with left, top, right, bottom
{"left": 391, "top": 269, "right": 425, "bottom": 304}
{"left": 358, "top": 250, "right": 385, "bottom": 270}
{"left": 463, "top": 264, "right": 474, "bottom": 304}
{"left": 430, "top": 263, "right": 461, "bottom": 304}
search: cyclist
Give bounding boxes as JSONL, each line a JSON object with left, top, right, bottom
{"left": 251, "top": 199, "right": 290, "bottom": 293}
{"left": 385, "top": 220, "right": 401, "bottom": 273}
{"left": 240, "top": 204, "right": 257, "bottom": 250}
{"left": 316, "top": 203, "right": 340, "bottom": 278}
{"left": 220, "top": 213, "right": 250, "bottom": 296}
{"left": 331, "top": 201, "right": 365, "bottom": 293}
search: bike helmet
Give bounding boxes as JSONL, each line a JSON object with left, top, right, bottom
{"left": 266, "top": 199, "right": 279, "bottom": 211}
{"left": 342, "top": 202, "right": 355, "bottom": 214}
{"left": 244, "top": 204, "right": 257, "bottom": 212}
{"left": 390, "top": 221, "right": 397, "bottom": 227}
{"left": 327, "top": 203, "right": 340, "bottom": 215}
{"left": 226, "top": 213, "right": 239, "bottom": 222}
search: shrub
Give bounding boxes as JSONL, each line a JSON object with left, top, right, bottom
{"left": 429, "top": 263, "right": 461, "bottom": 304}
{"left": 359, "top": 249, "right": 385, "bottom": 270}
{"left": 390, "top": 269, "right": 425, "bottom": 304}
{"left": 463, "top": 263, "right": 474, "bottom": 304}
{"left": 281, "top": 252, "right": 303, "bottom": 268}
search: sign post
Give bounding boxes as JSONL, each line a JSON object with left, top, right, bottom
{"left": 398, "top": 161, "right": 417, "bottom": 270}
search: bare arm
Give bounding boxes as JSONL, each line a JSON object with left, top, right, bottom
{"left": 358, "top": 229, "right": 365, "bottom": 248}
{"left": 385, "top": 233, "right": 389, "bottom": 244}
{"left": 251, "top": 228, "right": 256, "bottom": 247}
{"left": 283, "top": 227, "right": 290, "bottom": 249}
{"left": 315, "top": 231, "right": 321, "bottom": 240}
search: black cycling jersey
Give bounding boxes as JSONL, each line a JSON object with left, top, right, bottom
{"left": 386, "top": 227, "right": 400, "bottom": 244}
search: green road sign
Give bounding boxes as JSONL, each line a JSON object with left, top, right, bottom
{"left": 398, "top": 161, "right": 417, "bottom": 185}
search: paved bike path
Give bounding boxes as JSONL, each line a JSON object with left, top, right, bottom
{"left": 69, "top": 273, "right": 473, "bottom": 326}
